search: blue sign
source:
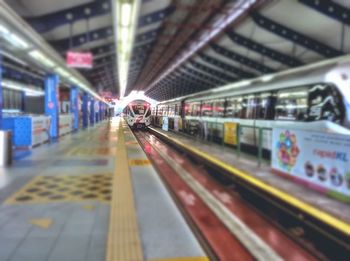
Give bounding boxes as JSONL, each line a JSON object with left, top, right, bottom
{"left": 45, "top": 74, "right": 59, "bottom": 139}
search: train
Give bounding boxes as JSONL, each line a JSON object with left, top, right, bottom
{"left": 125, "top": 99, "right": 152, "bottom": 129}
{"left": 152, "top": 55, "right": 350, "bottom": 158}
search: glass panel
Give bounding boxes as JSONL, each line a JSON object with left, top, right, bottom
{"left": 275, "top": 88, "right": 308, "bottom": 121}
{"left": 201, "top": 101, "right": 213, "bottom": 117}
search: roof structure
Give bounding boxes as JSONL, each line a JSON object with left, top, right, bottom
{"left": 6, "top": 0, "right": 350, "bottom": 101}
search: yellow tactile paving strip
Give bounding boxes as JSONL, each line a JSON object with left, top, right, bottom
{"left": 148, "top": 257, "right": 209, "bottom": 261}
{"left": 106, "top": 119, "right": 144, "bottom": 261}
{"left": 5, "top": 174, "right": 112, "bottom": 204}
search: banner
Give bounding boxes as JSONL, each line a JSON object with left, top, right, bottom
{"left": 272, "top": 128, "right": 350, "bottom": 197}
{"left": 66, "top": 51, "right": 93, "bottom": 68}
{"left": 162, "top": 117, "right": 169, "bottom": 131}
{"left": 224, "top": 122, "right": 238, "bottom": 145}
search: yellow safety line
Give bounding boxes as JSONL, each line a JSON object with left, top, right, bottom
{"left": 148, "top": 257, "right": 209, "bottom": 261}
{"left": 151, "top": 128, "right": 350, "bottom": 236}
{"left": 106, "top": 119, "right": 144, "bottom": 261}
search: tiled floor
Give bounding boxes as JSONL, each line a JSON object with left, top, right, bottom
{"left": 0, "top": 119, "right": 207, "bottom": 261}
{"left": 0, "top": 123, "right": 114, "bottom": 261}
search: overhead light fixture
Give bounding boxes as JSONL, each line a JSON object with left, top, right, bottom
{"left": 29, "top": 50, "right": 56, "bottom": 68}
{"left": 0, "top": 23, "right": 29, "bottom": 50}
{"left": 55, "top": 68, "right": 70, "bottom": 78}
{"left": 2, "top": 79, "right": 44, "bottom": 96}
{"left": 261, "top": 74, "right": 274, "bottom": 82}
{"left": 121, "top": 3, "right": 132, "bottom": 26}
{"left": 114, "top": 0, "right": 141, "bottom": 98}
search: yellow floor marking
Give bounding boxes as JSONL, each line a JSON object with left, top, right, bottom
{"left": 129, "top": 159, "right": 151, "bottom": 166}
{"left": 5, "top": 174, "right": 112, "bottom": 205}
{"left": 151, "top": 128, "right": 350, "bottom": 236}
{"left": 82, "top": 205, "right": 96, "bottom": 211}
{"left": 148, "top": 257, "right": 209, "bottom": 261}
{"left": 29, "top": 218, "right": 53, "bottom": 229}
{"left": 106, "top": 119, "right": 144, "bottom": 261}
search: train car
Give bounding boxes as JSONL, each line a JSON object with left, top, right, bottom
{"left": 152, "top": 55, "right": 350, "bottom": 157}
{"left": 125, "top": 99, "right": 151, "bottom": 129}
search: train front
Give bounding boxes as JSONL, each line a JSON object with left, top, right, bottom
{"left": 126, "top": 100, "right": 151, "bottom": 129}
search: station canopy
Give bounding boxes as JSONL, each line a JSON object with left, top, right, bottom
{"left": 6, "top": 0, "right": 350, "bottom": 101}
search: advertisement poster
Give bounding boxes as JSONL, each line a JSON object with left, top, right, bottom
{"left": 272, "top": 128, "right": 350, "bottom": 197}
{"left": 224, "top": 122, "right": 238, "bottom": 146}
{"left": 162, "top": 117, "right": 169, "bottom": 131}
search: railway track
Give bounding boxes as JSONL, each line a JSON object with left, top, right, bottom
{"left": 133, "top": 130, "right": 346, "bottom": 260}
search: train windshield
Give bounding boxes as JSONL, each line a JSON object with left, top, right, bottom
{"left": 132, "top": 104, "right": 148, "bottom": 115}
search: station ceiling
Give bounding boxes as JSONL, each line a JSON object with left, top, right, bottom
{"left": 5, "top": 0, "right": 350, "bottom": 101}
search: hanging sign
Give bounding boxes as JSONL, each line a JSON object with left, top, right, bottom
{"left": 66, "top": 51, "right": 93, "bottom": 68}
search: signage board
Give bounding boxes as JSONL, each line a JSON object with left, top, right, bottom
{"left": 272, "top": 128, "right": 350, "bottom": 198}
{"left": 66, "top": 51, "right": 93, "bottom": 68}
{"left": 224, "top": 122, "right": 238, "bottom": 145}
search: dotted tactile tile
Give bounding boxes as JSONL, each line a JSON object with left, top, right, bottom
{"left": 5, "top": 174, "right": 112, "bottom": 205}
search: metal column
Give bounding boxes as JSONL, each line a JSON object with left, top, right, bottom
{"left": 82, "top": 93, "right": 89, "bottom": 128}
{"left": 0, "top": 53, "right": 3, "bottom": 129}
{"left": 89, "top": 97, "right": 95, "bottom": 126}
{"left": 70, "top": 86, "right": 78, "bottom": 131}
{"left": 45, "top": 74, "right": 59, "bottom": 139}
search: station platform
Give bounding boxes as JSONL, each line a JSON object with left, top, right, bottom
{"left": 0, "top": 118, "right": 207, "bottom": 261}
{"left": 149, "top": 127, "right": 350, "bottom": 237}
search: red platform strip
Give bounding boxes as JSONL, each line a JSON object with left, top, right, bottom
{"left": 136, "top": 132, "right": 253, "bottom": 261}
{"left": 144, "top": 132, "right": 317, "bottom": 261}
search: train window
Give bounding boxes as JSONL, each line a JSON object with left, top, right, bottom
{"left": 239, "top": 97, "right": 248, "bottom": 119}
{"left": 192, "top": 102, "right": 201, "bottom": 116}
{"left": 256, "top": 93, "right": 276, "bottom": 120}
{"left": 275, "top": 88, "right": 308, "bottom": 121}
{"left": 132, "top": 104, "right": 148, "bottom": 115}
{"left": 175, "top": 104, "right": 180, "bottom": 116}
{"left": 162, "top": 106, "right": 168, "bottom": 116}
{"left": 307, "top": 84, "right": 344, "bottom": 124}
{"left": 184, "top": 103, "right": 191, "bottom": 116}
{"left": 213, "top": 100, "right": 225, "bottom": 117}
{"left": 169, "top": 105, "right": 176, "bottom": 117}
{"left": 225, "top": 97, "right": 243, "bottom": 118}
{"left": 245, "top": 95, "right": 257, "bottom": 119}
{"left": 201, "top": 101, "right": 213, "bottom": 117}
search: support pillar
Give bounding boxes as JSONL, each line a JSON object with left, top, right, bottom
{"left": 82, "top": 93, "right": 89, "bottom": 128}
{"left": 70, "top": 86, "right": 78, "bottom": 131}
{"left": 94, "top": 100, "right": 99, "bottom": 123}
{"left": 20, "top": 91, "right": 25, "bottom": 112}
{"left": 99, "top": 101, "right": 103, "bottom": 121}
{"left": 89, "top": 97, "right": 95, "bottom": 125}
{"left": 0, "top": 53, "right": 3, "bottom": 129}
{"left": 45, "top": 74, "right": 59, "bottom": 139}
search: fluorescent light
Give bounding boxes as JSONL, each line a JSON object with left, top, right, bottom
{"left": 29, "top": 50, "right": 56, "bottom": 68}
{"left": 114, "top": 0, "right": 141, "bottom": 98}
{"left": 0, "top": 24, "right": 29, "bottom": 49}
{"left": 121, "top": 3, "right": 132, "bottom": 26}
{"left": 55, "top": 68, "right": 70, "bottom": 78}
{"left": 261, "top": 74, "right": 274, "bottom": 82}
{"left": 9, "top": 33, "right": 29, "bottom": 49}
{"left": 0, "top": 24, "right": 9, "bottom": 34}
{"left": 2, "top": 79, "right": 44, "bottom": 96}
